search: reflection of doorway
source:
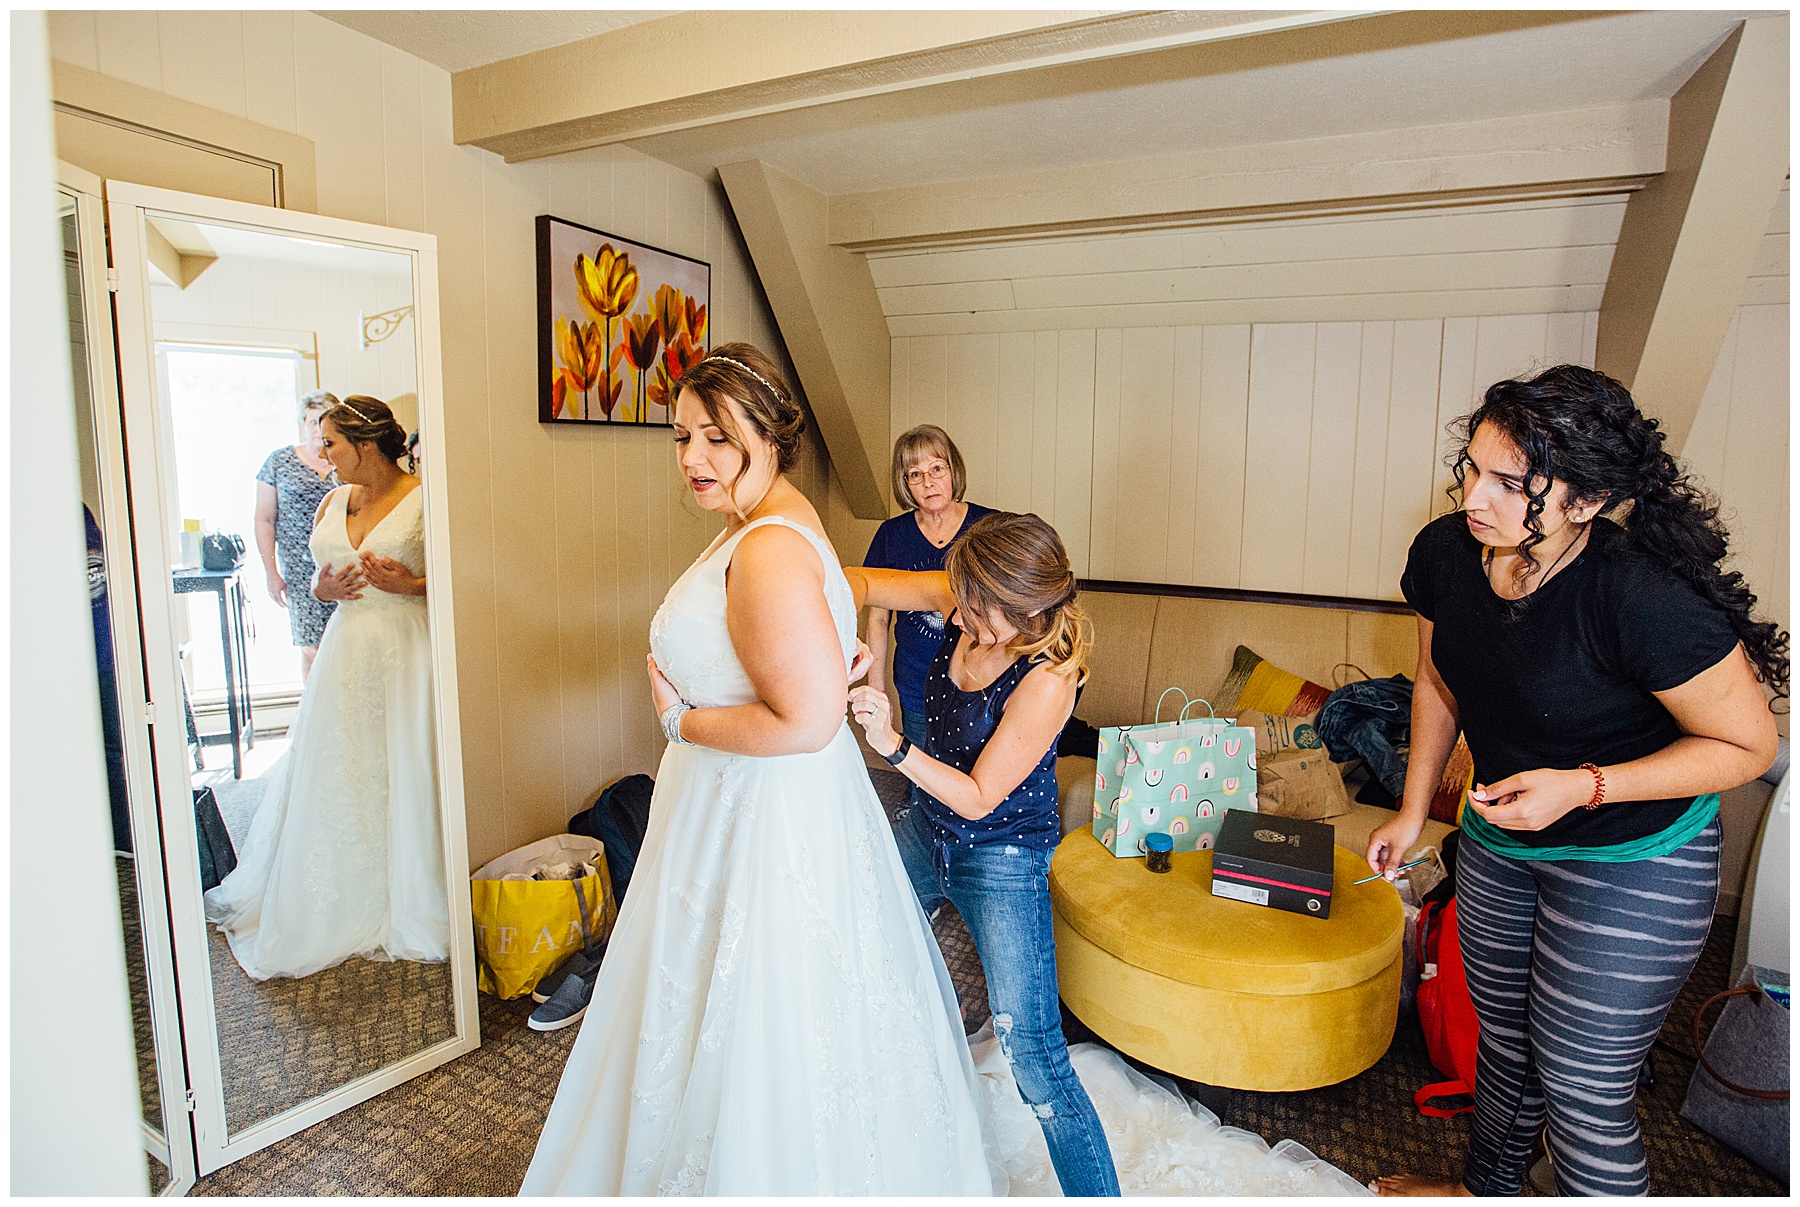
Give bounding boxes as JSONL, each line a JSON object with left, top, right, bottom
{"left": 157, "top": 342, "right": 316, "bottom": 708}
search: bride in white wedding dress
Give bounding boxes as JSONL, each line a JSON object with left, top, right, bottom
{"left": 521, "top": 345, "right": 996, "bottom": 1195}
{"left": 205, "top": 397, "right": 448, "bottom": 981}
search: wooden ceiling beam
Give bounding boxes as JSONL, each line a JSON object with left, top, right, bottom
{"left": 452, "top": 10, "right": 1364, "bottom": 163}
{"left": 828, "top": 102, "right": 1669, "bottom": 252}
{"left": 143, "top": 218, "right": 218, "bottom": 290}
{"left": 718, "top": 160, "right": 893, "bottom": 520}
{"left": 1595, "top": 17, "right": 1788, "bottom": 454}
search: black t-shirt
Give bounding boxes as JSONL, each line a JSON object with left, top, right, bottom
{"left": 1401, "top": 512, "right": 1740, "bottom": 848}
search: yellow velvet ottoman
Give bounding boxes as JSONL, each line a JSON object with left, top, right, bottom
{"left": 1050, "top": 830, "right": 1403, "bottom": 1091}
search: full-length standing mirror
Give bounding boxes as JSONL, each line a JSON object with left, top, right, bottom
{"left": 58, "top": 162, "right": 194, "bottom": 1197}
{"left": 104, "top": 182, "right": 478, "bottom": 1175}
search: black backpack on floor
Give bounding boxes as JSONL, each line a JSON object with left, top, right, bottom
{"left": 569, "top": 774, "right": 653, "bottom": 904}
{"left": 194, "top": 785, "right": 238, "bottom": 892}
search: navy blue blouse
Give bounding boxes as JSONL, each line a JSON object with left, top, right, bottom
{"left": 914, "top": 621, "right": 1062, "bottom": 850}
{"left": 862, "top": 503, "right": 994, "bottom": 716}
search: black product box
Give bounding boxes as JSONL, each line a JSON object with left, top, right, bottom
{"left": 1210, "top": 810, "right": 1336, "bottom": 919}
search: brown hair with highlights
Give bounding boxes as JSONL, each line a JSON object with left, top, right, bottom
{"left": 322, "top": 395, "right": 408, "bottom": 463}
{"left": 674, "top": 342, "right": 805, "bottom": 510}
{"left": 944, "top": 512, "right": 1090, "bottom": 683}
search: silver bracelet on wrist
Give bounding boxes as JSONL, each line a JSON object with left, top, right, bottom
{"left": 661, "top": 701, "right": 694, "bottom": 745}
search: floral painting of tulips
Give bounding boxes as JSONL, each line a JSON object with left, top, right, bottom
{"left": 537, "top": 215, "right": 710, "bottom": 426}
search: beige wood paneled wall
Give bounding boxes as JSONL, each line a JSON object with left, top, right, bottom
{"left": 883, "top": 184, "right": 1786, "bottom": 628}
{"left": 870, "top": 195, "right": 1629, "bottom": 337}
{"left": 48, "top": 10, "right": 828, "bottom": 866}
{"left": 891, "top": 312, "right": 1599, "bottom": 600}
{"left": 1685, "top": 181, "right": 1789, "bottom": 641}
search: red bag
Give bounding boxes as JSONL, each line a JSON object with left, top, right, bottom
{"left": 1414, "top": 897, "right": 1480, "bottom": 1117}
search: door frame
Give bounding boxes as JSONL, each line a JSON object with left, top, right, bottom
{"left": 58, "top": 159, "right": 199, "bottom": 1198}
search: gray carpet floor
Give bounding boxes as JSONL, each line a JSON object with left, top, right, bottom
{"left": 116, "top": 855, "right": 173, "bottom": 1193}
{"left": 202, "top": 748, "right": 455, "bottom": 1134}
{"left": 186, "top": 768, "right": 1785, "bottom": 1195}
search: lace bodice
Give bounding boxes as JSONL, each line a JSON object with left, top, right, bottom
{"left": 649, "top": 516, "right": 857, "bottom": 710}
{"left": 310, "top": 485, "right": 426, "bottom": 615}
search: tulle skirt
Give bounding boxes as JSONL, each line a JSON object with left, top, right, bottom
{"left": 521, "top": 725, "right": 999, "bottom": 1195}
{"left": 971, "top": 1026, "right": 1371, "bottom": 1196}
{"left": 204, "top": 596, "right": 447, "bottom": 980}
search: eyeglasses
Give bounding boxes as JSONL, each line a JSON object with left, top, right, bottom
{"left": 905, "top": 462, "right": 951, "bottom": 485}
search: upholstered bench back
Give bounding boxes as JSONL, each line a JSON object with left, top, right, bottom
{"left": 1076, "top": 590, "right": 1417, "bottom": 728}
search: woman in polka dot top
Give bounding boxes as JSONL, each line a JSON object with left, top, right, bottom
{"left": 845, "top": 512, "right": 1119, "bottom": 1197}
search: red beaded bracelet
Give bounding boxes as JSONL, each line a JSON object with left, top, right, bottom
{"left": 1578, "top": 762, "right": 1606, "bottom": 810}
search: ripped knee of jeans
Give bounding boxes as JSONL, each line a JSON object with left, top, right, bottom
{"left": 993, "top": 1012, "right": 1013, "bottom": 1060}
{"left": 993, "top": 1015, "right": 1058, "bottom": 1119}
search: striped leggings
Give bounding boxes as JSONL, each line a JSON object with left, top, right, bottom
{"left": 1455, "top": 819, "right": 1721, "bottom": 1197}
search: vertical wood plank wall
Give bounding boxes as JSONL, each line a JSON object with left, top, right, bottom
{"left": 48, "top": 10, "right": 830, "bottom": 865}
{"left": 885, "top": 229, "right": 1786, "bottom": 643}
{"left": 875, "top": 187, "right": 1786, "bottom": 639}
{"left": 1684, "top": 182, "right": 1790, "bottom": 641}
{"left": 890, "top": 312, "right": 1601, "bottom": 599}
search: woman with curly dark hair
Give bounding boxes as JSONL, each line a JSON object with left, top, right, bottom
{"left": 1370, "top": 365, "right": 1784, "bottom": 1198}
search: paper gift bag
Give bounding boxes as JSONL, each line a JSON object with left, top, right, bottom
{"left": 1256, "top": 748, "right": 1353, "bottom": 821}
{"left": 1092, "top": 689, "right": 1257, "bottom": 858}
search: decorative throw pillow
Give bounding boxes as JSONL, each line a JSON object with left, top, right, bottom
{"left": 1218, "top": 645, "right": 1333, "bottom": 718}
{"left": 1432, "top": 736, "right": 1475, "bottom": 824}
{"left": 1220, "top": 646, "right": 1334, "bottom": 767}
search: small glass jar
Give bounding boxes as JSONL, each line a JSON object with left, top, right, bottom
{"left": 1144, "top": 832, "right": 1174, "bottom": 874}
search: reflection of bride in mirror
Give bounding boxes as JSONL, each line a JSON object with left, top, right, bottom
{"left": 205, "top": 396, "right": 449, "bottom": 980}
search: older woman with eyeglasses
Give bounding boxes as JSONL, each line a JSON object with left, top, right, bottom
{"left": 862, "top": 425, "right": 993, "bottom": 766}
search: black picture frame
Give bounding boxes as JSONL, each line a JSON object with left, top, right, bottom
{"left": 536, "top": 213, "right": 711, "bottom": 427}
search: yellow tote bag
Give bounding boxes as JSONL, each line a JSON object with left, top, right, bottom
{"left": 470, "top": 835, "right": 617, "bottom": 1000}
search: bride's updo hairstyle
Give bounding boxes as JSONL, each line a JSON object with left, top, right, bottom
{"left": 675, "top": 343, "right": 806, "bottom": 507}
{"left": 323, "top": 395, "right": 409, "bottom": 463}
{"left": 944, "top": 512, "right": 1091, "bottom": 684}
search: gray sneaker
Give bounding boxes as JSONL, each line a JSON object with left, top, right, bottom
{"left": 531, "top": 944, "right": 604, "bottom": 1004}
{"left": 1529, "top": 1128, "right": 1558, "bottom": 1195}
{"left": 528, "top": 960, "right": 600, "bottom": 1032}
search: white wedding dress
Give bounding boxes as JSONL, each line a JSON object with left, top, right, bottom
{"left": 522, "top": 516, "right": 999, "bottom": 1196}
{"left": 205, "top": 485, "right": 448, "bottom": 980}
{"left": 971, "top": 1028, "right": 1371, "bottom": 1196}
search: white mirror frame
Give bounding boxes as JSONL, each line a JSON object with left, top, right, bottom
{"left": 58, "top": 161, "right": 198, "bottom": 1198}
{"left": 103, "top": 181, "right": 478, "bottom": 1176}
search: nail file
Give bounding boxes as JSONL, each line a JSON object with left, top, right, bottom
{"left": 1352, "top": 855, "right": 1433, "bottom": 886}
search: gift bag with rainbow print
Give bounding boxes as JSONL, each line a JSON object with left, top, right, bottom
{"left": 1091, "top": 689, "right": 1257, "bottom": 858}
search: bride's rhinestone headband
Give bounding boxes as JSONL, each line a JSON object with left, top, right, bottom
{"left": 707, "top": 355, "right": 780, "bottom": 399}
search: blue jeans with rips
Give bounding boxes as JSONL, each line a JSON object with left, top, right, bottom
{"left": 894, "top": 804, "right": 1120, "bottom": 1196}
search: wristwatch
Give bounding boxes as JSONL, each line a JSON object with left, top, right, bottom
{"left": 882, "top": 736, "right": 913, "bottom": 767}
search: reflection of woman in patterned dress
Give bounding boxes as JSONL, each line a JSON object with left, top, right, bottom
{"left": 255, "top": 389, "right": 339, "bottom": 683}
